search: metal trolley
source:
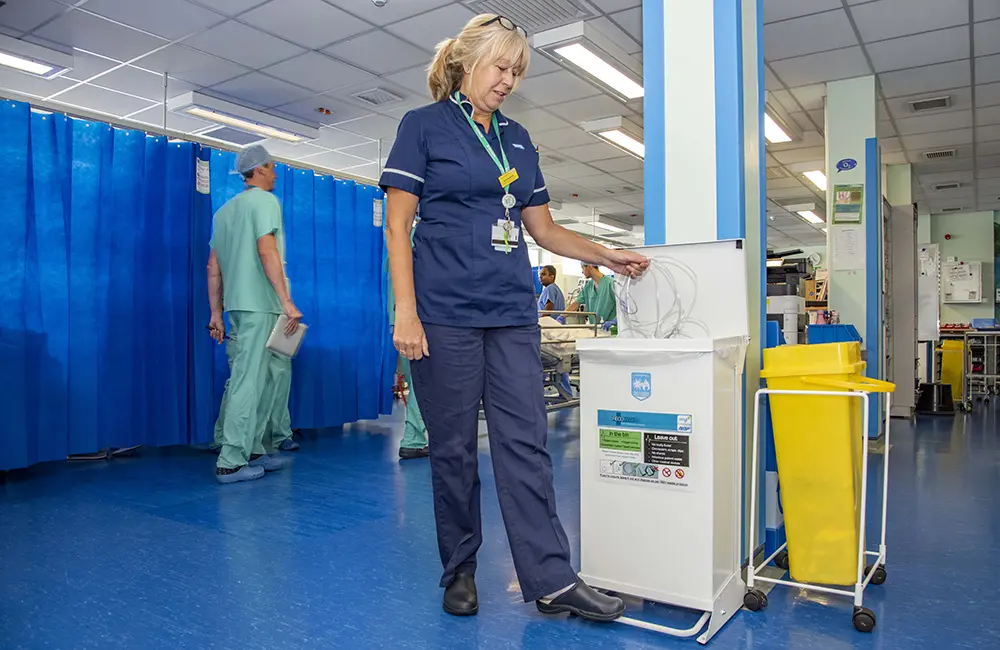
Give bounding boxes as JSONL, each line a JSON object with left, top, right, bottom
{"left": 744, "top": 388, "right": 891, "bottom": 633}
{"left": 962, "top": 331, "right": 1000, "bottom": 410}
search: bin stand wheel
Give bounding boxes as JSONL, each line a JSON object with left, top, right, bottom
{"left": 864, "top": 564, "right": 887, "bottom": 586}
{"left": 774, "top": 550, "right": 790, "bottom": 571}
{"left": 853, "top": 607, "right": 876, "bottom": 633}
{"left": 743, "top": 589, "right": 768, "bottom": 612}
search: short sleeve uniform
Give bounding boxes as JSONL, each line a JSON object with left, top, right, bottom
{"left": 578, "top": 277, "right": 616, "bottom": 324}
{"left": 379, "top": 95, "right": 550, "bottom": 328}
{"left": 210, "top": 187, "right": 284, "bottom": 314}
{"left": 537, "top": 283, "right": 566, "bottom": 313}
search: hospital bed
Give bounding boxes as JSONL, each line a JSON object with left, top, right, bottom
{"left": 538, "top": 312, "right": 609, "bottom": 412}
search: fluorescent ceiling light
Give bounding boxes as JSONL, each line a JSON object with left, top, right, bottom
{"left": 822, "top": 227, "right": 828, "bottom": 233}
{"left": 763, "top": 113, "right": 791, "bottom": 144}
{"left": 593, "top": 215, "right": 633, "bottom": 234}
{"left": 797, "top": 210, "right": 824, "bottom": 225}
{"left": 804, "top": 170, "right": 827, "bottom": 191}
{"left": 581, "top": 116, "right": 644, "bottom": 160}
{"left": 766, "top": 259, "right": 784, "bottom": 267}
{"left": 0, "top": 34, "right": 72, "bottom": 79}
{"left": 533, "top": 22, "right": 643, "bottom": 103}
{"left": 167, "top": 92, "right": 319, "bottom": 143}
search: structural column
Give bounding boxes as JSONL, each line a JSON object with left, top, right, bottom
{"left": 886, "top": 164, "right": 918, "bottom": 416}
{"left": 643, "top": 0, "right": 765, "bottom": 559}
{"left": 825, "top": 75, "right": 883, "bottom": 435}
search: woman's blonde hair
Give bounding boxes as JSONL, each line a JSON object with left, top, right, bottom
{"left": 427, "top": 14, "right": 531, "bottom": 102}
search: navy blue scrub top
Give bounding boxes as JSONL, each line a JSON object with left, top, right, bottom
{"left": 379, "top": 93, "right": 550, "bottom": 329}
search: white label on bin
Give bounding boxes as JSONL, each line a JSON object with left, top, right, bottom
{"left": 597, "top": 410, "right": 693, "bottom": 491}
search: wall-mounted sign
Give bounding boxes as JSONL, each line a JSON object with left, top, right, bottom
{"left": 836, "top": 158, "right": 858, "bottom": 173}
{"left": 833, "top": 183, "right": 864, "bottom": 223}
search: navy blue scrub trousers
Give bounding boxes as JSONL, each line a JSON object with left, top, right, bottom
{"left": 411, "top": 323, "right": 581, "bottom": 603}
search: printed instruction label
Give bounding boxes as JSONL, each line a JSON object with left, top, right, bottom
{"left": 196, "top": 159, "right": 210, "bottom": 194}
{"left": 373, "top": 198, "right": 384, "bottom": 227}
{"left": 597, "top": 410, "right": 692, "bottom": 490}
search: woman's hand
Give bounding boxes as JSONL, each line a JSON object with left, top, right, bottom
{"left": 394, "top": 313, "right": 430, "bottom": 361}
{"left": 603, "top": 249, "right": 650, "bottom": 279}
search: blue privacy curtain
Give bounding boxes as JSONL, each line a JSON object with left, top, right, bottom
{"left": 1, "top": 98, "right": 395, "bottom": 470}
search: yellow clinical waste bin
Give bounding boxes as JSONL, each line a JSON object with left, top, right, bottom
{"left": 760, "top": 342, "right": 895, "bottom": 586}
{"left": 938, "top": 339, "right": 964, "bottom": 402}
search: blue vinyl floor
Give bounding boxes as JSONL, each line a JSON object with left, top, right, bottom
{"left": 2, "top": 404, "right": 999, "bottom": 649}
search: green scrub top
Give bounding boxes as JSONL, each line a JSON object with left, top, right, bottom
{"left": 578, "top": 276, "right": 616, "bottom": 324}
{"left": 210, "top": 187, "right": 284, "bottom": 314}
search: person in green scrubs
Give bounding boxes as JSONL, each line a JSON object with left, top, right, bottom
{"left": 571, "top": 263, "right": 617, "bottom": 324}
{"left": 388, "top": 218, "right": 429, "bottom": 460}
{"left": 206, "top": 144, "right": 302, "bottom": 484}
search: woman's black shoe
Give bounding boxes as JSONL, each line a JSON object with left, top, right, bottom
{"left": 535, "top": 580, "right": 625, "bottom": 622}
{"left": 443, "top": 573, "right": 478, "bottom": 616}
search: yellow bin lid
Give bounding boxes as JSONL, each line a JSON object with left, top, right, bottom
{"left": 760, "top": 342, "right": 865, "bottom": 379}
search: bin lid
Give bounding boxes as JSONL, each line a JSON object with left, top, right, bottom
{"left": 618, "top": 239, "right": 749, "bottom": 341}
{"left": 760, "top": 341, "right": 865, "bottom": 378}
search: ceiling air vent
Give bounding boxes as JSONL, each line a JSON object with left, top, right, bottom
{"left": 464, "top": 0, "right": 594, "bottom": 34}
{"left": 924, "top": 149, "right": 956, "bottom": 160}
{"left": 351, "top": 87, "right": 403, "bottom": 107}
{"left": 940, "top": 207, "right": 963, "bottom": 213}
{"left": 933, "top": 182, "right": 962, "bottom": 191}
{"left": 909, "top": 96, "right": 951, "bottom": 112}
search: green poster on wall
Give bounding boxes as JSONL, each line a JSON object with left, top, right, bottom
{"left": 833, "top": 184, "right": 864, "bottom": 224}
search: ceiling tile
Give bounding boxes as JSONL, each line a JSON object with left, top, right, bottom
{"left": 324, "top": 30, "right": 428, "bottom": 75}
{"left": 505, "top": 107, "right": 570, "bottom": 133}
{"left": 886, "top": 87, "right": 972, "bottom": 119}
{"left": 543, "top": 161, "right": 605, "bottom": 181}
{"left": 133, "top": 45, "right": 250, "bottom": 87}
{"left": 515, "top": 70, "right": 603, "bottom": 106}
{"left": 772, "top": 146, "right": 826, "bottom": 166}
{"left": 879, "top": 60, "right": 971, "bottom": 98}
{"left": 788, "top": 84, "right": 827, "bottom": 111}
{"left": 332, "top": 79, "right": 426, "bottom": 117}
{"left": 211, "top": 72, "right": 314, "bottom": 109}
{"left": 979, "top": 124, "right": 1000, "bottom": 141}
{"left": 881, "top": 136, "right": 903, "bottom": 152}
{"left": 184, "top": 20, "right": 306, "bottom": 70}
{"left": 975, "top": 0, "right": 1000, "bottom": 21}
{"left": 83, "top": 65, "right": 196, "bottom": 102}
{"left": 851, "top": 0, "right": 968, "bottom": 43}
{"left": 764, "top": 0, "right": 843, "bottom": 23}
{"left": 299, "top": 149, "right": 374, "bottom": 171}
{"left": 768, "top": 46, "right": 871, "bottom": 87}
{"left": 895, "top": 110, "right": 974, "bottom": 135}
{"left": 974, "top": 19, "right": 1000, "bottom": 57}
{"left": 902, "top": 128, "right": 975, "bottom": 151}
{"left": 0, "top": 66, "right": 76, "bottom": 99}
{"left": 977, "top": 54, "right": 1000, "bottom": 84}
{"left": 866, "top": 26, "right": 969, "bottom": 72}
{"left": 768, "top": 89, "right": 798, "bottom": 114}
{"left": 546, "top": 94, "right": 632, "bottom": 123}
{"left": 524, "top": 52, "right": 562, "bottom": 78}
{"left": 242, "top": 0, "right": 373, "bottom": 50}
{"left": 978, "top": 157, "right": 1000, "bottom": 175}
{"left": 591, "top": 156, "right": 643, "bottom": 173}
{"left": 334, "top": 113, "right": 400, "bottom": 139}
{"left": 383, "top": 65, "right": 432, "bottom": 97}
{"left": 56, "top": 83, "right": 157, "bottom": 117}
{"left": 589, "top": 0, "right": 641, "bottom": 12}
{"left": 261, "top": 52, "right": 376, "bottom": 93}
{"left": 0, "top": 0, "right": 68, "bottom": 33}
{"left": 312, "top": 126, "right": 372, "bottom": 150}
{"left": 979, "top": 141, "right": 1000, "bottom": 156}
{"left": 764, "top": 66, "right": 783, "bottom": 91}
{"left": 275, "top": 94, "right": 370, "bottom": 124}
{"left": 919, "top": 169, "right": 976, "bottom": 185}
{"left": 532, "top": 127, "right": 599, "bottom": 150}
{"left": 188, "top": 0, "right": 263, "bottom": 15}
{"left": 589, "top": 16, "right": 640, "bottom": 54}
{"left": 338, "top": 162, "right": 379, "bottom": 181}
{"left": 978, "top": 82, "right": 1000, "bottom": 107}
{"left": 788, "top": 112, "right": 815, "bottom": 132}
{"left": 336, "top": 139, "right": 390, "bottom": 161}
{"left": 68, "top": 50, "right": 121, "bottom": 80}
{"left": 560, "top": 142, "right": 628, "bottom": 163}
{"left": 82, "top": 0, "right": 224, "bottom": 41}
{"left": 876, "top": 120, "right": 895, "bottom": 138}
{"left": 913, "top": 158, "right": 976, "bottom": 175}
{"left": 615, "top": 169, "right": 644, "bottom": 185}
{"left": 324, "top": 0, "right": 452, "bottom": 26}
{"left": 34, "top": 9, "right": 169, "bottom": 61}
{"left": 610, "top": 7, "right": 642, "bottom": 43}
{"left": 384, "top": 4, "right": 476, "bottom": 53}
{"left": 128, "top": 104, "right": 217, "bottom": 132}
{"left": 255, "top": 139, "right": 330, "bottom": 160}
{"left": 764, "top": 10, "right": 858, "bottom": 61}
{"left": 979, "top": 104, "right": 1000, "bottom": 125}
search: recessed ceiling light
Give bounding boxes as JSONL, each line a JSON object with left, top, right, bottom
{"left": 0, "top": 34, "right": 72, "bottom": 79}
{"left": 763, "top": 113, "right": 792, "bottom": 144}
{"left": 533, "top": 22, "right": 643, "bottom": 103}
{"left": 168, "top": 92, "right": 319, "bottom": 143}
{"left": 797, "top": 210, "right": 824, "bottom": 225}
{"left": 581, "top": 116, "right": 644, "bottom": 159}
{"left": 804, "top": 170, "right": 827, "bottom": 191}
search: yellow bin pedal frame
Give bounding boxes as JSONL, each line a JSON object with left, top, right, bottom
{"left": 745, "top": 374, "right": 894, "bottom": 634}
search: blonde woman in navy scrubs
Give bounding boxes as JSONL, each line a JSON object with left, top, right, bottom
{"left": 381, "top": 14, "right": 649, "bottom": 621}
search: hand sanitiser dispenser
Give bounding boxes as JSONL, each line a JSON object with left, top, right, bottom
{"left": 577, "top": 239, "right": 749, "bottom": 644}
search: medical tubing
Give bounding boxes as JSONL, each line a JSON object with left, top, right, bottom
{"left": 615, "top": 257, "right": 704, "bottom": 339}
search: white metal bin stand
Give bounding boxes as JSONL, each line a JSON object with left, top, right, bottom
{"left": 745, "top": 388, "right": 891, "bottom": 633}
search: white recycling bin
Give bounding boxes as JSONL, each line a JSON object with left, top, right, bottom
{"left": 577, "top": 239, "right": 750, "bottom": 644}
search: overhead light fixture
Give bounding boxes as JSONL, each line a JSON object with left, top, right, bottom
{"left": 804, "top": 170, "right": 827, "bottom": 191}
{"left": 0, "top": 34, "right": 72, "bottom": 79}
{"left": 822, "top": 227, "right": 828, "bottom": 233}
{"left": 167, "top": 92, "right": 320, "bottom": 143}
{"left": 798, "top": 210, "right": 824, "bottom": 224}
{"left": 532, "top": 22, "right": 643, "bottom": 103}
{"left": 763, "top": 93, "right": 801, "bottom": 145}
{"left": 581, "top": 116, "right": 644, "bottom": 159}
{"left": 766, "top": 259, "right": 784, "bottom": 268}
{"left": 785, "top": 202, "right": 825, "bottom": 225}
{"left": 592, "top": 214, "right": 633, "bottom": 234}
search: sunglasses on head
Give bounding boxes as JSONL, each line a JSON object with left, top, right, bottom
{"left": 481, "top": 15, "right": 528, "bottom": 38}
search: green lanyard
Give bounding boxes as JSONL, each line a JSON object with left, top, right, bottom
{"left": 454, "top": 92, "right": 512, "bottom": 193}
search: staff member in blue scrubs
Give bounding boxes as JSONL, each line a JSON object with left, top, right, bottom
{"left": 381, "top": 14, "right": 648, "bottom": 622}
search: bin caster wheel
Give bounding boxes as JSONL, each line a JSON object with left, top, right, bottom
{"left": 743, "top": 589, "right": 768, "bottom": 612}
{"left": 853, "top": 607, "right": 876, "bottom": 633}
{"left": 864, "top": 564, "right": 887, "bottom": 585}
{"left": 774, "top": 550, "right": 790, "bottom": 571}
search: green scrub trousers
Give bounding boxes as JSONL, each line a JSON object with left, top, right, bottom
{"left": 400, "top": 357, "right": 428, "bottom": 450}
{"left": 214, "top": 311, "right": 293, "bottom": 469}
